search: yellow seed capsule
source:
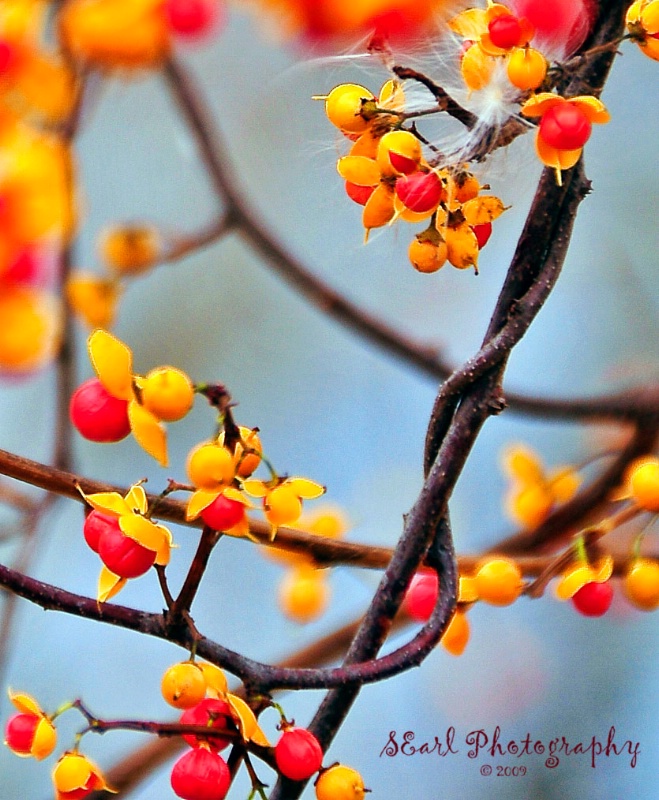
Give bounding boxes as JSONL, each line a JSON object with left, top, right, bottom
{"left": 323, "top": 83, "right": 375, "bottom": 134}
{"left": 461, "top": 43, "right": 495, "bottom": 91}
{"left": 265, "top": 484, "right": 303, "bottom": 527}
{"left": 408, "top": 237, "right": 448, "bottom": 273}
{"left": 100, "top": 224, "right": 160, "bottom": 276}
{"left": 66, "top": 273, "right": 121, "bottom": 328}
{"left": 629, "top": 459, "right": 659, "bottom": 512}
{"left": 278, "top": 567, "right": 330, "bottom": 623}
{"left": 140, "top": 366, "right": 194, "bottom": 422}
{"left": 506, "top": 482, "right": 554, "bottom": 528}
{"left": 624, "top": 559, "right": 659, "bottom": 611}
{"left": 0, "top": 286, "right": 62, "bottom": 373}
{"left": 161, "top": 661, "right": 206, "bottom": 709}
{"left": 315, "top": 764, "right": 366, "bottom": 800}
{"left": 507, "top": 46, "right": 547, "bottom": 91}
{"left": 474, "top": 558, "right": 523, "bottom": 606}
{"left": 376, "top": 129, "right": 422, "bottom": 176}
{"left": 186, "top": 443, "right": 236, "bottom": 490}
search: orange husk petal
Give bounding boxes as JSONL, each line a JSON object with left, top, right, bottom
{"left": 378, "top": 79, "right": 405, "bottom": 111}
{"left": 98, "top": 567, "right": 127, "bottom": 603}
{"left": 78, "top": 489, "right": 132, "bottom": 518}
{"left": 125, "top": 484, "right": 148, "bottom": 514}
{"left": 535, "top": 133, "right": 582, "bottom": 170}
{"left": 199, "top": 662, "right": 228, "bottom": 697}
{"left": 362, "top": 183, "right": 396, "bottom": 235}
{"left": 349, "top": 129, "right": 381, "bottom": 159}
{"left": 568, "top": 96, "right": 610, "bottom": 123}
{"left": 479, "top": 32, "right": 510, "bottom": 56}
{"left": 222, "top": 486, "right": 254, "bottom": 507}
{"left": 520, "top": 93, "right": 565, "bottom": 117}
{"left": 547, "top": 467, "right": 581, "bottom": 504}
{"left": 186, "top": 489, "right": 221, "bottom": 520}
{"left": 592, "top": 554, "right": 614, "bottom": 583}
{"left": 449, "top": 8, "right": 487, "bottom": 38}
{"left": 461, "top": 195, "right": 507, "bottom": 225}
{"left": 226, "top": 516, "right": 252, "bottom": 540}
{"left": 626, "top": 0, "right": 643, "bottom": 24}
{"left": 242, "top": 479, "right": 269, "bottom": 498}
{"left": 128, "top": 400, "right": 168, "bottom": 467}
{"left": 226, "top": 694, "right": 259, "bottom": 742}
{"left": 555, "top": 563, "right": 595, "bottom": 599}
{"left": 460, "top": 43, "right": 496, "bottom": 91}
{"left": 287, "top": 478, "right": 326, "bottom": 499}
{"left": 9, "top": 690, "right": 43, "bottom": 716}
{"left": 336, "top": 155, "right": 381, "bottom": 186}
{"left": 641, "top": 1, "right": 659, "bottom": 33}
{"left": 87, "top": 329, "right": 133, "bottom": 400}
{"left": 392, "top": 195, "right": 437, "bottom": 223}
{"left": 53, "top": 753, "right": 94, "bottom": 792}
{"left": 31, "top": 718, "right": 57, "bottom": 760}
{"left": 640, "top": 37, "right": 659, "bottom": 58}
{"left": 119, "top": 514, "right": 165, "bottom": 554}
{"left": 501, "top": 443, "right": 545, "bottom": 484}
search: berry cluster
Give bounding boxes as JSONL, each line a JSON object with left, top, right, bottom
{"left": 320, "top": 81, "right": 507, "bottom": 273}
{"left": 0, "top": 2, "right": 76, "bottom": 375}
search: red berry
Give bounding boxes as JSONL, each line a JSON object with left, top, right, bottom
{"left": 345, "top": 181, "right": 375, "bottom": 206}
{"left": 571, "top": 581, "right": 614, "bottom": 617}
{"left": 511, "top": 0, "right": 593, "bottom": 54}
{"left": 83, "top": 509, "right": 120, "bottom": 553}
{"left": 171, "top": 748, "right": 230, "bottom": 800}
{"left": 200, "top": 494, "right": 246, "bottom": 531}
{"left": 97, "top": 524, "right": 156, "bottom": 578}
{"left": 275, "top": 727, "right": 323, "bottom": 782}
{"left": 164, "top": 0, "right": 221, "bottom": 38}
{"left": 488, "top": 15, "right": 522, "bottom": 49}
{"left": 395, "top": 172, "right": 443, "bottom": 214}
{"left": 539, "top": 103, "right": 592, "bottom": 150}
{"left": 5, "top": 713, "right": 39, "bottom": 754}
{"left": 0, "top": 40, "right": 18, "bottom": 76}
{"left": 472, "top": 222, "right": 492, "bottom": 249}
{"left": 70, "top": 378, "right": 131, "bottom": 443}
{"left": 180, "top": 698, "right": 234, "bottom": 751}
{"left": 403, "top": 571, "right": 439, "bottom": 622}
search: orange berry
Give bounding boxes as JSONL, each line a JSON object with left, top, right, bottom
{"left": 624, "top": 558, "right": 659, "bottom": 611}
{"left": 408, "top": 236, "right": 448, "bottom": 273}
{"left": 629, "top": 459, "right": 659, "bottom": 512}
{"left": 100, "top": 224, "right": 160, "bottom": 276}
{"left": 474, "top": 558, "right": 523, "bottom": 606}
{"left": 140, "top": 366, "right": 194, "bottom": 422}
{"left": 506, "top": 46, "right": 547, "bottom": 90}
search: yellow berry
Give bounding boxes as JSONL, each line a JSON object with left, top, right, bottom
{"left": 624, "top": 558, "right": 659, "bottom": 611}
{"left": 161, "top": 661, "right": 206, "bottom": 709}
{"left": 506, "top": 482, "right": 553, "bottom": 528}
{"left": 65, "top": 273, "right": 121, "bottom": 328}
{"left": 278, "top": 567, "right": 330, "bottom": 622}
{"left": 100, "top": 224, "right": 160, "bottom": 276}
{"left": 629, "top": 459, "right": 659, "bottom": 512}
{"left": 507, "top": 47, "right": 547, "bottom": 91}
{"left": 324, "top": 83, "right": 375, "bottom": 134}
{"left": 448, "top": 171, "right": 480, "bottom": 203}
{"left": 474, "top": 558, "right": 523, "bottom": 606}
{"left": 265, "top": 484, "right": 302, "bottom": 527}
{"left": 140, "top": 366, "right": 194, "bottom": 422}
{"left": 186, "top": 443, "right": 236, "bottom": 490}
{"left": 315, "top": 764, "right": 366, "bottom": 800}
{"left": 441, "top": 609, "right": 470, "bottom": 656}
{"left": 198, "top": 662, "right": 228, "bottom": 697}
